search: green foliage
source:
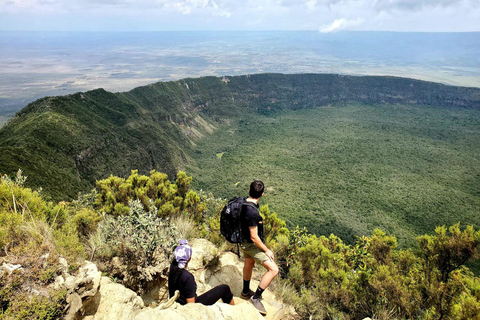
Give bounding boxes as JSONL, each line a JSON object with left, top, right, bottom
{"left": 0, "top": 170, "right": 49, "bottom": 222}
{"left": 418, "top": 223, "right": 480, "bottom": 283}
{"left": 0, "top": 171, "right": 83, "bottom": 259}
{"left": 278, "top": 224, "right": 480, "bottom": 320}
{"left": 416, "top": 224, "right": 480, "bottom": 319}
{"left": 175, "top": 171, "right": 192, "bottom": 198}
{"left": 1, "top": 74, "right": 479, "bottom": 205}
{"left": 70, "top": 208, "right": 102, "bottom": 238}
{"left": 285, "top": 226, "right": 310, "bottom": 266}
{"left": 53, "top": 221, "right": 86, "bottom": 260}
{"left": 0, "top": 288, "right": 66, "bottom": 320}
{"left": 1, "top": 168, "right": 480, "bottom": 320}
{"left": 94, "top": 170, "right": 204, "bottom": 219}
{"left": 259, "top": 204, "right": 288, "bottom": 247}
{"left": 0, "top": 250, "right": 66, "bottom": 320}
{"left": 1, "top": 70, "right": 479, "bottom": 318}
{"left": 197, "top": 191, "right": 226, "bottom": 246}
{"left": 93, "top": 199, "right": 179, "bottom": 294}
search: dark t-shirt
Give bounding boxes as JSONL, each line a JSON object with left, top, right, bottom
{"left": 241, "top": 201, "right": 264, "bottom": 243}
{"left": 168, "top": 267, "right": 197, "bottom": 305}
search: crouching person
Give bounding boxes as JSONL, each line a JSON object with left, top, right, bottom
{"left": 168, "top": 239, "right": 235, "bottom": 306}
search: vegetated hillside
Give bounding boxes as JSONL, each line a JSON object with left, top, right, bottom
{"left": 0, "top": 73, "right": 479, "bottom": 202}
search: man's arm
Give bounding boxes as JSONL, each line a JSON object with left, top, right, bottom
{"left": 249, "top": 226, "right": 274, "bottom": 261}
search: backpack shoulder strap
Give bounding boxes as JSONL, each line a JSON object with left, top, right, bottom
{"left": 242, "top": 200, "right": 258, "bottom": 212}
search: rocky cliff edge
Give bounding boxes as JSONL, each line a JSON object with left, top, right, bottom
{"left": 59, "top": 239, "right": 297, "bottom": 320}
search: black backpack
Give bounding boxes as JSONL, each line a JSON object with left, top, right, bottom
{"left": 220, "top": 196, "right": 256, "bottom": 243}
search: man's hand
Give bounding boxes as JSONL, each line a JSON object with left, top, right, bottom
{"left": 265, "top": 249, "right": 275, "bottom": 261}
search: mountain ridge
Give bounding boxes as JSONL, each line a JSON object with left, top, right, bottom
{"left": 1, "top": 73, "right": 480, "bottom": 200}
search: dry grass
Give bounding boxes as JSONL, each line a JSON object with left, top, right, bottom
{"left": 172, "top": 215, "right": 197, "bottom": 240}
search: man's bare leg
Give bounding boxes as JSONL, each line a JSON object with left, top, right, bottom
{"left": 242, "top": 257, "right": 256, "bottom": 297}
{"left": 243, "top": 257, "right": 255, "bottom": 281}
{"left": 249, "top": 259, "right": 278, "bottom": 315}
{"left": 259, "top": 259, "right": 279, "bottom": 290}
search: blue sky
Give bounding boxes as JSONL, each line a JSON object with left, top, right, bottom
{"left": 0, "top": 0, "right": 479, "bottom": 32}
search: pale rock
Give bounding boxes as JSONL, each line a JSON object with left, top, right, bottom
{"left": 58, "top": 257, "right": 69, "bottom": 275}
{"left": 53, "top": 275, "right": 65, "bottom": 290}
{"left": 65, "top": 275, "right": 77, "bottom": 291}
{"left": 207, "top": 252, "right": 242, "bottom": 288}
{"left": 75, "top": 261, "right": 101, "bottom": 298}
{"left": 89, "top": 276, "right": 145, "bottom": 320}
{"left": 188, "top": 239, "right": 220, "bottom": 293}
{"left": 111, "top": 256, "right": 123, "bottom": 269}
{"left": 63, "top": 261, "right": 103, "bottom": 320}
{"left": 189, "top": 239, "right": 219, "bottom": 271}
{"left": 40, "top": 253, "right": 49, "bottom": 268}
{"left": 1, "top": 263, "right": 22, "bottom": 275}
{"left": 65, "top": 292, "right": 83, "bottom": 320}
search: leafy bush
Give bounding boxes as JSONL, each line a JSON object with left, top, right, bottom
{"left": 94, "top": 170, "right": 205, "bottom": 219}
{"left": 92, "top": 199, "right": 179, "bottom": 294}
{"left": 278, "top": 224, "right": 480, "bottom": 320}
{"left": 70, "top": 208, "right": 102, "bottom": 238}
{"left": 0, "top": 286, "right": 66, "bottom": 320}
{"left": 0, "top": 170, "right": 49, "bottom": 222}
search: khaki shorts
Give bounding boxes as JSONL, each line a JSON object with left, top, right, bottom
{"left": 240, "top": 243, "right": 269, "bottom": 264}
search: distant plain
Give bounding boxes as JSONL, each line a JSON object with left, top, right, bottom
{"left": 1, "top": 31, "right": 480, "bottom": 127}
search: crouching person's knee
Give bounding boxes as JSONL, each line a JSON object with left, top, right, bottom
{"left": 219, "top": 284, "right": 234, "bottom": 304}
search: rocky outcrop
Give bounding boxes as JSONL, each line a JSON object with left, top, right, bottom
{"left": 61, "top": 239, "right": 297, "bottom": 320}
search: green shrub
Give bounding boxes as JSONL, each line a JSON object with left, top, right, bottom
{"left": 0, "top": 289, "right": 66, "bottom": 320}
{"left": 53, "top": 221, "right": 86, "bottom": 261}
{"left": 92, "top": 199, "right": 179, "bottom": 294}
{"left": 0, "top": 171, "right": 49, "bottom": 222}
{"left": 94, "top": 170, "right": 206, "bottom": 219}
{"left": 71, "top": 208, "right": 102, "bottom": 238}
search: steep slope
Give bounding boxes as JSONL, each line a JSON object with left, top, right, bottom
{"left": 0, "top": 73, "right": 479, "bottom": 200}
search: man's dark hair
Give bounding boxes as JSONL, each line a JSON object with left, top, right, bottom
{"left": 249, "top": 180, "right": 264, "bottom": 199}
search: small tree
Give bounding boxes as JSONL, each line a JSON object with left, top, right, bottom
{"left": 417, "top": 223, "right": 480, "bottom": 319}
{"left": 94, "top": 169, "right": 205, "bottom": 218}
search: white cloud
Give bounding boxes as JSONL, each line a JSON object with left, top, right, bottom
{"left": 305, "top": 0, "right": 316, "bottom": 10}
{"left": 374, "top": 0, "right": 473, "bottom": 11}
{"left": 319, "top": 17, "right": 364, "bottom": 32}
{"left": 5, "top": 0, "right": 58, "bottom": 10}
{"left": 163, "top": 0, "right": 231, "bottom": 17}
{"left": 0, "top": 0, "right": 478, "bottom": 31}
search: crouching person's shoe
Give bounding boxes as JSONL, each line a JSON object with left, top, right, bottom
{"left": 249, "top": 296, "right": 267, "bottom": 316}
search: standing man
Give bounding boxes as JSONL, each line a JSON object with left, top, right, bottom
{"left": 240, "top": 180, "right": 279, "bottom": 316}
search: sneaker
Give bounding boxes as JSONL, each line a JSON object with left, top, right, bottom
{"left": 249, "top": 296, "right": 267, "bottom": 316}
{"left": 240, "top": 289, "right": 254, "bottom": 299}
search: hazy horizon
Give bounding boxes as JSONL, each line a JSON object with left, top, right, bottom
{"left": 1, "top": 30, "right": 479, "bottom": 127}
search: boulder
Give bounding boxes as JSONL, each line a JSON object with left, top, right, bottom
{"left": 89, "top": 276, "right": 145, "bottom": 320}
{"left": 64, "top": 261, "right": 103, "bottom": 320}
